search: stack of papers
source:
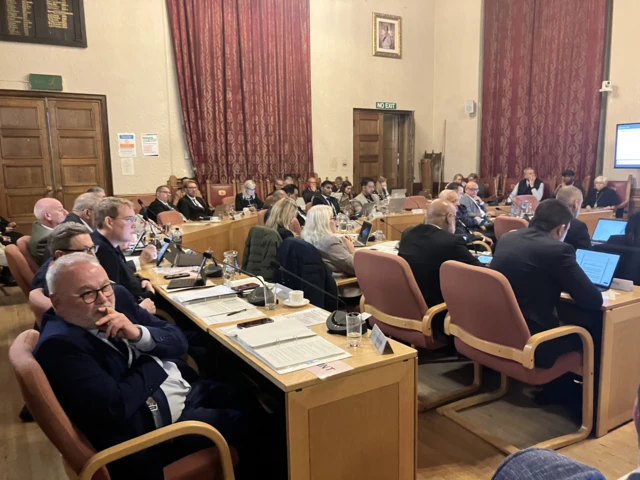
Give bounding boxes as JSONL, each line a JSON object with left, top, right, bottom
{"left": 272, "top": 307, "right": 328, "bottom": 327}
{"left": 364, "top": 241, "right": 399, "bottom": 255}
{"left": 171, "top": 285, "right": 236, "bottom": 303}
{"left": 186, "top": 296, "right": 261, "bottom": 325}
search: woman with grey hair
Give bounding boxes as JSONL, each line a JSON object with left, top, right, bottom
{"left": 583, "top": 176, "right": 619, "bottom": 210}
{"left": 235, "top": 179, "right": 264, "bottom": 212}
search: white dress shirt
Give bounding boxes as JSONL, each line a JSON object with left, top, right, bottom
{"left": 508, "top": 181, "right": 544, "bottom": 202}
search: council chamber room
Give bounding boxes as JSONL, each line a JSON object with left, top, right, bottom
{"left": 3, "top": 0, "right": 640, "bottom": 479}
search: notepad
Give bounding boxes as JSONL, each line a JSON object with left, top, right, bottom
{"left": 236, "top": 318, "right": 315, "bottom": 349}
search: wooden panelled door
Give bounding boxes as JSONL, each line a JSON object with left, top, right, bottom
{"left": 0, "top": 92, "right": 110, "bottom": 233}
{"left": 353, "top": 111, "right": 383, "bottom": 184}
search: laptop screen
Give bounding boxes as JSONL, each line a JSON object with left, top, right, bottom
{"left": 358, "top": 221, "right": 373, "bottom": 244}
{"left": 575, "top": 249, "right": 620, "bottom": 288}
{"left": 592, "top": 219, "right": 627, "bottom": 242}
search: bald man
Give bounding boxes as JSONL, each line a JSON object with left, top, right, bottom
{"left": 439, "top": 189, "right": 493, "bottom": 246}
{"left": 29, "top": 197, "right": 69, "bottom": 265}
{"left": 398, "top": 199, "right": 482, "bottom": 340}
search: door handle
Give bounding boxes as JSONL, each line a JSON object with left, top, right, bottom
{"left": 46, "top": 186, "right": 53, "bottom": 195}
{"left": 56, "top": 186, "right": 63, "bottom": 192}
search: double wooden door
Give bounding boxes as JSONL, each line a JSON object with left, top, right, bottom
{"left": 0, "top": 92, "right": 111, "bottom": 232}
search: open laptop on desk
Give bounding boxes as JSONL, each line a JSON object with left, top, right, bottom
{"left": 391, "top": 188, "right": 406, "bottom": 198}
{"left": 591, "top": 218, "right": 627, "bottom": 245}
{"left": 123, "top": 232, "right": 146, "bottom": 257}
{"left": 388, "top": 197, "right": 405, "bottom": 214}
{"left": 576, "top": 248, "right": 620, "bottom": 291}
{"left": 166, "top": 255, "right": 208, "bottom": 290}
{"left": 157, "top": 240, "right": 204, "bottom": 267}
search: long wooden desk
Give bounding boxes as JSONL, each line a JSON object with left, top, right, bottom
{"left": 144, "top": 267, "right": 418, "bottom": 480}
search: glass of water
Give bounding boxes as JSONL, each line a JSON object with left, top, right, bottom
{"left": 346, "top": 313, "right": 362, "bottom": 347}
{"left": 264, "top": 283, "right": 277, "bottom": 310}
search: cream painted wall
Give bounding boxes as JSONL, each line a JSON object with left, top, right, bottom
{"left": 0, "top": 0, "right": 191, "bottom": 195}
{"left": 309, "top": 0, "right": 435, "bottom": 182}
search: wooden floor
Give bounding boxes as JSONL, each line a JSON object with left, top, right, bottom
{"left": 0, "top": 287, "right": 636, "bottom": 480}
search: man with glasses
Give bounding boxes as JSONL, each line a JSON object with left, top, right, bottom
{"left": 63, "top": 193, "right": 101, "bottom": 232}
{"left": 176, "top": 180, "right": 212, "bottom": 220}
{"left": 460, "top": 181, "right": 495, "bottom": 227}
{"left": 302, "top": 176, "right": 320, "bottom": 204}
{"left": 148, "top": 185, "right": 185, "bottom": 223}
{"left": 91, "top": 197, "right": 157, "bottom": 301}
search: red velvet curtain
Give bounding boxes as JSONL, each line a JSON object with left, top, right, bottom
{"left": 167, "top": 0, "right": 313, "bottom": 185}
{"left": 480, "top": 0, "right": 607, "bottom": 182}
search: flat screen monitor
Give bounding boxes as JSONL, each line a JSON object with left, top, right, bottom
{"left": 614, "top": 123, "right": 640, "bottom": 168}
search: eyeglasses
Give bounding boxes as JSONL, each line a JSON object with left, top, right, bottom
{"left": 110, "top": 215, "right": 136, "bottom": 224}
{"left": 159, "top": 190, "right": 171, "bottom": 195}
{"left": 60, "top": 245, "right": 97, "bottom": 255}
{"left": 72, "top": 281, "right": 115, "bottom": 304}
{"left": 467, "top": 187, "right": 479, "bottom": 191}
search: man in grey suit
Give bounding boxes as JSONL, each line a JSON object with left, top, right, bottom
{"left": 29, "top": 198, "right": 68, "bottom": 266}
{"left": 460, "top": 181, "right": 494, "bottom": 228}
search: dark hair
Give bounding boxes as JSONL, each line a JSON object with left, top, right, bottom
{"left": 340, "top": 180, "right": 354, "bottom": 199}
{"left": 468, "top": 173, "right": 479, "bottom": 180}
{"left": 529, "top": 199, "right": 573, "bottom": 233}
{"left": 562, "top": 169, "right": 576, "bottom": 177}
{"left": 321, "top": 180, "right": 333, "bottom": 188}
{"left": 446, "top": 182, "right": 463, "bottom": 191}
{"left": 86, "top": 186, "right": 104, "bottom": 194}
{"left": 282, "top": 184, "right": 298, "bottom": 195}
{"left": 624, "top": 211, "right": 640, "bottom": 247}
{"left": 360, "top": 177, "right": 374, "bottom": 187}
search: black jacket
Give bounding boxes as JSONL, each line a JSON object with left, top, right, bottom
{"left": 176, "top": 195, "right": 212, "bottom": 220}
{"left": 312, "top": 194, "right": 341, "bottom": 215}
{"left": 584, "top": 187, "right": 619, "bottom": 209}
{"left": 147, "top": 199, "right": 179, "bottom": 223}
{"left": 234, "top": 193, "right": 264, "bottom": 212}
{"left": 491, "top": 227, "right": 603, "bottom": 334}
{"left": 302, "top": 188, "right": 320, "bottom": 204}
{"left": 564, "top": 217, "right": 591, "bottom": 252}
{"left": 398, "top": 224, "right": 482, "bottom": 309}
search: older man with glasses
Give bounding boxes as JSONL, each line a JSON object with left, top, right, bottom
{"left": 147, "top": 185, "right": 186, "bottom": 223}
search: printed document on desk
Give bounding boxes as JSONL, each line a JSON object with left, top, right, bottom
{"left": 274, "top": 307, "right": 328, "bottom": 327}
{"left": 187, "top": 297, "right": 261, "bottom": 325}
{"left": 171, "top": 285, "right": 236, "bottom": 303}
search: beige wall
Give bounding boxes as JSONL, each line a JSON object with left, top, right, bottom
{"left": 309, "top": 0, "right": 435, "bottom": 182}
{"left": 0, "top": 0, "right": 190, "bottom": 195}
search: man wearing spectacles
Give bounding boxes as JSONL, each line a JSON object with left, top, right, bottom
{"left": 460, "top": 181, "right": 495, "bottom": 227}
{"left": 148, "top": 185, "right": 186, "bottom": 223}
{"left": 176, "top": 181, "right": 213, "bottom": 220}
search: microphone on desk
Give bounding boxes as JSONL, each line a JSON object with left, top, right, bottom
{"left": 212, "top": 256, "right": 271, "bottom": 306}
{"left": 269, "top": 261, "right": 367, "bottom": 336}
{"left": 378, "top": 218, "right": 406, "bottom": 238}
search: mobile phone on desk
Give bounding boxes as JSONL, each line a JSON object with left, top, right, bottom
{"left": 164, "top": 273, "right": 190, "bottom": 279}
{"left": 231, "top": 282, "right": 260, "bottom": 293}
{"left": 237, "top": 317, "right": 273, "bottom": 329}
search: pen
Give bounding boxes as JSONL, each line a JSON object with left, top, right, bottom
{"left": 225, "top": 308, "right": 249, "bottom": 316}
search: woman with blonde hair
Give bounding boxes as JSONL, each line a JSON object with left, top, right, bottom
{"left": 375, "top": 176, "right": 390, "bottom": 201}
{"left": 265, "top": 198, "right": 298, "bottom": 240}
{"left": 235, "top": 179, "right": 264, "bottom": 212}
{"left": 584, "top": 176, "right": 618, "bottom": 210}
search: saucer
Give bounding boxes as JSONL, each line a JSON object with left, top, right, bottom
{"left": 284, "top": 298, "right": 310, "bottom": 308}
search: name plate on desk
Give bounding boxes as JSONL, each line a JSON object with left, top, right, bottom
{"left": 372, "top": 211, "right": 383, "bottom": 218}
{"left": 411, "top": 209, "right": 425, "bottom": 214}
{"left": 370, "top": 324, "right": 393, "bottom": 354}
{"left": 233, "top": 214, "right": 243, "bottom": 221}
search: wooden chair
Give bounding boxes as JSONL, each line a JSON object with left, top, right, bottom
{"left": 5, "top": 244, "right": 34, "bottom": 298}
{"left": 502, "top": 177, "right": 519, "bottom": 199}
{"left": 480, "top": 176, "right": 500, "bottom": 202}
{"left": 403, "top": 196, "right": 429, "bottom": 210}
{"left": 581, "top": 175, "right": 592, "bottom": 195}
{"left": 540, "top": 177, "right": 556, "bottom": 200}
{"left": 257, "top": 209, "right": 268, "bottom": 226}
{"left": 9, "top": 330, "right": 237, "bottom": 480}
{"left": 354, "top": 250, "right": 480, "bottom": 410}
{"left": 608, "top": 175, "right": 633, "bottom": 217}
{"left": 29, "top": 288, "right": 52, "bottom": 328}
{"left": 438, "top": 261, "right": 594, "bottom": 455}
{"left": 17, "top": 236, "right": 39, "bottom": 274}
{"left": 157, "top": 211, "right": 184, "bottom": 226}
{"left": 494, "top": 216, "right": 529, "bottom": 239}
{"left": 206, "top": 180, "right": 234, "bottom": 207}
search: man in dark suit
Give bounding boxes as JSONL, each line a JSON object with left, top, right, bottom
{"left": 398, "top": 199, "right": 482, "bottom": 339}
{"left": 490, "top": 199, "right": 603, "bottom": 368}
{"left": 282, "top": 184, "right": 306, "bottom": 226}
{"left": 312, "top": 180, "right": 341, "bottom": 216}
{"left": 29, "top": 197, "right": 69, "bottom": 265}
{"left": 148, "top": 185, "right": 185, "bottom": 223}
{"left": 556, "top": 186, "right": 590, "bottom": 251}
{"left": 176, "top": 181, "right": 212, "bottom": 220}
{"left": 35, "top": 254, "right": 253, "bottom": 479}
{"left": 302, "top": 176, "right": 320, "bottom": 204}
{"left": 63, "top": 192, "right": 101, "bottom": 232}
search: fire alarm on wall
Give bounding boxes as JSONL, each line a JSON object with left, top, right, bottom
{"left": 465, "top": 100, "right": 476, "bottom": 114}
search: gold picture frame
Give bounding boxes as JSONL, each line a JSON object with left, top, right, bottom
{"left": 373, "top": 12, "right": 402, "bottom": 59}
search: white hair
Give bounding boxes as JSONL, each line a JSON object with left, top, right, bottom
{"left": 595, "top": 175, "right": 608, "bottom": 184}
{"left": 301, "top": 205, "right": 334, "bottom": 246}
{"left": 33, "top": 198, "right": 59, "bottom": 222}
{"left": 73, "top": 193, "right": 100, "bottom": 213}
{"left": 556, "top": 185, "right": 583, "bottom": 206}
{"left": 46, "top": 253, "right": 100, "bottom": 295}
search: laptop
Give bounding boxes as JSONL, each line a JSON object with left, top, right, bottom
{"left": 391, "top": 188, "right": 407, "bottom": 198}
{"left": 157, "top": 240, "right": 204, "bottom": 267}
{"left": 166, "top": 255, "right": 208, "bottom": 290}
{"left": 213, "top": 204, "right": 227, "bottom": 217}
{"left": 360, "top": 202, "right": 376, "bottom": 217}
{"left": 123, "top": 232, "right": 146, "bottom": 257}
{"left": 575, "top": 249, "right": 621, "bottom": 291}
{"left": 388, "top": 197, "right": 405, "bottom": 214}
{"left": 591, "top": 218, "right": 627, "bottom": 245}
{"left": 354, "top": 221, "right": 373, "bottom": 247}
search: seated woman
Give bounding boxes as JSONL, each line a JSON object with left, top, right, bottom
{"left": 235, "top": 180, "right": 264, "bottom": 212}
{"left": 302, "top": 205, "right": 360, "bottom": 301}
{"left": 375, "top": 176, "right": 390, "bottom": 201}
{"left": 452, "top": 173, "right": 466, "bottom": 187}
{"left": 338, "top": 181, "right": 354, "bottom": 211}
{"left": 265, "top": 198, "right": 297, "bottom": 241}
{"left": 584, "top": 176, "right": 619, "bottom": 210}
{"left": 607, "top": 211, "right": 640, "bottom": 246}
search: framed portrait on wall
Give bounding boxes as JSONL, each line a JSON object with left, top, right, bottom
{"left": 372, "top": 12, "right": 402, "bottom": 59}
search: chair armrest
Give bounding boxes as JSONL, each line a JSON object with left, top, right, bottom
{"left": 336, "top": 276, "right": 358, "bottom": 287}
{"left": 471, "top": 240, "right": 492, "bottom": 253}
{"left": 77, "top": 421, "right": 235, "bottom": 480}
{"left": 616, "top": 200, "right": 629, "bottom": 212}
{"left": 422, "top": 302, "right": 447, "bottom": 336}
{"left": 521, "top": 325, "right": 594, "bottom": 370}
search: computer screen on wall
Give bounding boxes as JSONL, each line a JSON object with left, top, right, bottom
{"left": 614, "top": 123, "right": 640, "bottom": 168}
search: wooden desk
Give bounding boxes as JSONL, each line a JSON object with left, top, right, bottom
{"left": 372, "top": 211, "right": 426, "bottom": 241}
{"left": 145, "top": 268, "right": 418, "bottom": 480}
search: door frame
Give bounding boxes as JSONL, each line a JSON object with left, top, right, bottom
{"left": 353, "top": 108, "right": 415, "bottom": 191}
{"left": 0, "top": 89, "right": 113, "bottom": 195}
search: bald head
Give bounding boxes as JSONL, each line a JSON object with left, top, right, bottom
{"left": 426, "top": 199, "right": 456, "bottom": 233}
{"left": 438, "top": 189, "right": 459, "bottom": 207}
{"left": 556, "top": 186, "right": 583, "bottom": 218}
{"left": 34, "top": 198, "right": 68, "bottom": 228}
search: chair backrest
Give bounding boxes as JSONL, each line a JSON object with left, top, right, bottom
{"left": 481, "top": 177, "right": 497, "bottom": 198}
{"left": 29, "top": 288, "right": 52, "bottom": 327}
{"left": 607, "top": 175, "right": 632, "bottom": 207}
{"left": 17, "top": 235, "right": 39, "bottom": 274}
{"left": 289, "top": 217, "right": 302, "bottom": 236}
{"left": 257, "top": 209, "right": 267, "bottom": 226}
{"left": 403, "top": 196, "right": 429, "bottom": 210}
{"left": 540, "top": 178, "right": 556, "bottom": 200}
{"left": 581, "top": 175, "right": 592, "bottom": 195}
{"left": 440, "top": 261, "right": 531, "bottom": 350}
{"left": 503, "top": 177, "right": 519, "bottom": 196}
{"left": 157, "top": 211, "right": 184, "bottom": 226}
{"left": 9, "top": 330, "right": 109, "bottom": 480}
{"left": 592, "top": 243, "right": 640, "bottom": 285}
{"left": 305, "top": 202, "right": 313, "bottom": 213}
{"left": 494, "top": 216, "right": 529, "bottom": 239}
{"left": 514, "top": 194, "right": 539, "bottom": 211}
{"left": 5, "top": 244, "right": 35, "bottom": 297}
{"left": 222, "top": 197, "right": 235, "bottom": 207}
{"left": 206, "top": 181, "right": 234, "bottom": 207}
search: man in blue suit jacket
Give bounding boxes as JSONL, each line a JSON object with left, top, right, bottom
{"left": 35, "top": 254, "right": 251, "bottom": 479}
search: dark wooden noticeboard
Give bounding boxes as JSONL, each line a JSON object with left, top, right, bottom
{"left": 0, "top": 0, "right": 86, "bottom": 48}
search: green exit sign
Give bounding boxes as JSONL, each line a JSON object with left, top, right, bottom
{"left": 29, "top": 74, "right": 63, "bottom": 91}
{"left": 376, "top": 102, "right": 397, "bottom": 110}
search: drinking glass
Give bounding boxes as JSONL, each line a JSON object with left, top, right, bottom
{"left": 222, "top": 250, "right": 239, "bottom": 286}
{"left": 264, "top": 282, "right": 277, "bottom": 310}
{"left": 374, "top": 230, "right": 386, "bottom": 242}
{"left": 346, "top": 313, "right": 362, "bottom": 347}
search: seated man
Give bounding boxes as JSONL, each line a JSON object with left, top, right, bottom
{"left": 29, "top": 198, "right": 69, "bottom": 265}
{"left": 553, "top": 169, "right": 582, "bottom": 197}
{"left": 63, "top": 192, "right": 101, "bottom": 232}
{"left": 91, "top": 197, "right": 157, "bottom": 300}
{"left": 556, "top": 186, "right": 590, "bottom": 252}
{"left": 490, "top": 199, "right": 603, "bottom": 368}
{"left": 269, "top": 178, "right": 285, "bottom": 196}
{"left": 438, "top": 189, "right": 493, "bottom": 247}
{"left": 312, "top": 180, "right": 341, "bottom": 216}
{"left": 302, "top": 176, "right": 320, "bottom": 204}
{"left": 263, "top": 189, "right": 286, "bottom": 209}
{"left": 147, "top": 185, "right": 185, "bottom": 223}
{"left": 353, "top": 177, "right": 380, "bottom": 207}
{"left": 506, "top": 167, "right": 544, "bottom": 203}
{"left": 87, "top": 186, "right": 106, "bottom": 197}
{"left": 282, "top": 184, "right": 306, "bottom": 226}
{"left": 176, "top": 180, "right": 213, "bottom": 220}
{"left": 35, "top": 254, "right": 252, "bottom": 479}
{"left": 460, "top": 181, "right": 494, "bottom": 228}
{"left": 398, "top": 199, "right": 482, "bottom": 338}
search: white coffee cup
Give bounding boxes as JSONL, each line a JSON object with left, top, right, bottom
{"left": 243, "top": 207, "right": 251, "bottom": 215}
{"left": 289, "top": 290, "right": 304, "bottom": 305}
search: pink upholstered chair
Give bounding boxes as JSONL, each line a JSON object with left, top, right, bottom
{"left": 289, "top": 218, "right": 302, "bottom": 236}
{"left": 9, "top": 330, "right": 237, "bottom": 480}
{"left": 354, "top": 250, "right": 480, "bottom": 410}
{"left": 494, "top": 216, "right": 529, "bottom": 239}
{"left": 29, "top": 288, "right": 52, "bottom": 328}
{"left": 608, "top": 175, "right": 633, "bottom": 217}
{"left": 5, "top": 244, "right": 34, "bottom": 298}
{"left": 157, "top": 211, "right": 184, "bottom": 226}
{"left": 438, "top": 261, "right": 594, "bottom": 454}
{"left": 222, "top": 197, "right": 235, "bottom": 207}
{"left": 403, "top": 195, "right": 429, "bottom": 211}
{"left": 257, "top": 209, "right": 267, "bottom": 226}
{"left": 305, "top": 202, "right": 313, "bottom": 213}
{"left": 17, "top": 235, "right": 39, "bottom": 274}
{"left": 513, "top": 194, "right": 539, "bottom": 212}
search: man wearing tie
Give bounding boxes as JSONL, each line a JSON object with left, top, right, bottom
{"left": 148, "top": 185, "right": 186, "bottom": 222}
{"left": 176, "top": 181, "right": 213, "bottom": 220}
{"left": 312, "top": 180, "right": 341, "bottom": 216}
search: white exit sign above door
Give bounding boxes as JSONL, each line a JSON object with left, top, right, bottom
{"left": 376, "top": 102, "right": 397, "bottom": 109}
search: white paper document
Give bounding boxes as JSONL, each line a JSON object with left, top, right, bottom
{"left": 364, "top": 241, "right": 399, "bottom": 255}
{"left": 236, "top": 318, "right": 315, "bottom": 349}
{"left": 141, "top": 133, "right": 159, "bottom": 156}
{"left": 278, "top": 307, "right": 328, "bottom": 327}
{"left": 254, "top": 336, "right": 350, "bottom": 373}
{"left": 187, "top": 297, "right": 261, "bottom": 325}
{"left": 153, "top": 266, "right": 198, "bottom": 275}
{"left": 171, "top": 285, "right": 235, "bottom": 303}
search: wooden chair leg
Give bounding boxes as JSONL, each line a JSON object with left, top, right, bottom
{"left": 419, "top": 362, "right": 482, "bottom": 412}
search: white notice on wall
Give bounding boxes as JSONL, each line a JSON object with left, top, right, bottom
{"left": 117, "top": 133, "right": 137, "bottom": 157}
{"left": 120, "top": 158, "right": 135, "bottom": 176}
{"left": 141, "top": 133, "right": 159, "bottom": 156}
